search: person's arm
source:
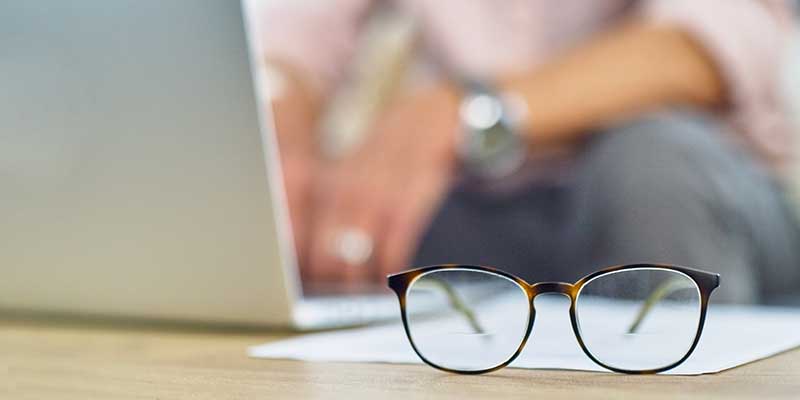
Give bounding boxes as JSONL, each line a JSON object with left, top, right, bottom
{"left": 498, "top": 21, "right": 725, "bottom": 147}
{"left": 502, "top": 0, "right": 795, "bottom": 161}
{"left": 642, "top": 0, "right": 795, "bottom": 167}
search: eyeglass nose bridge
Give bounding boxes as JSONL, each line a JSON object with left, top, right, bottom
{"left": 529, "top": 281, "right": 575, "bottom": 299}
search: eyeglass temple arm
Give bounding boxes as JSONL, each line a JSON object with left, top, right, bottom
{"left": 415, "top": 278, "right": 486, "bottom": 334}
{"left": 626, "top": 278, "right": 697, "bottom": 334}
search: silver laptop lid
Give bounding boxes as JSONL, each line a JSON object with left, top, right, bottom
{"left": 0, "top": 0, "right": 300, "bottom": 325}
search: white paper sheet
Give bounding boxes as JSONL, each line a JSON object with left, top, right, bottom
{"left": 249, "top": 300, "right": 800, "bottom": 375}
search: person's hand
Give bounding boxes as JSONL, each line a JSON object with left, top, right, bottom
{"left": 306, "top": 84, "right": 461, "bottom": 285}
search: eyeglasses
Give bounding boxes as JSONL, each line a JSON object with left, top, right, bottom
{"left": 387, "top": 264, "right": 719, "bottom": 374}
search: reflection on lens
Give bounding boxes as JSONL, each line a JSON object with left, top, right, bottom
{"left": 575, "top": 268, "right": 701, "bottom": 371}
{"left": 405, "top": 269, "right": 530, "bottom": 372}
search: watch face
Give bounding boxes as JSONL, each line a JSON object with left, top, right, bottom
{"left": 459, "top": 93, "right": 525, "bottom": 178}
{"left": 460, "top": 93, "right": 507, "bottom": 159}
{"left": 460, "top": 94, "right": 503, "bottom": 131}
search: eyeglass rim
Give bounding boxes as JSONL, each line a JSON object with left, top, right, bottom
{"left": 387, "top": 263, "right": 720, "bottom": 375}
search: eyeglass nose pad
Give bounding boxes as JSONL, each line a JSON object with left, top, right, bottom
{"left": 529, "top": 282, "right": 575, "bottom": 298}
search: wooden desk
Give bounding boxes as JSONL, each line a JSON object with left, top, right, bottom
{"left": 3, "top": 317, "right": 799, "bottom": 399}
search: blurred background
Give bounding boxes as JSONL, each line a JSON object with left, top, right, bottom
{"left": 3, "top": 5, "right": 800, "bottom": 392}
{"left": 248, "top": 0, "right": 800, "bottom": 305}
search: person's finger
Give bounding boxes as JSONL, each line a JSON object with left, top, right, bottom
{"left": 377, "top": 171, "right": 450, "bottom": 280}
{"left": 307, "top": 184, "right": 351, "bottom": 283}
{"left": 307, "top": 171, "right": 383, "bottom": 288}
{"left": 312, "top": 211, "right": 380, "bottom": 283}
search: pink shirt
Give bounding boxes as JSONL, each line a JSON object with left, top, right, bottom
{"left": 252, "top": 0, "right": 796, "bottom": 172}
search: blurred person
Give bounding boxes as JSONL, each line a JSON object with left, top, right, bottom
{"left": 252, "top": 0, "right": 800, "bottom": 303}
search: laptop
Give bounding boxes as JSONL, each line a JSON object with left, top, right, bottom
{"left": 0, "top": 0, "right": 397, "bottom": 329}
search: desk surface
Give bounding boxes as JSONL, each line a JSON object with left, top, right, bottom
{"left": 3, "top": 317, "right": 799, "bottom": 400}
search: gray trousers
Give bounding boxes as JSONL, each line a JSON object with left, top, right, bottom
{"left": 414, "top": 111, "right": 800, "bottom": 304}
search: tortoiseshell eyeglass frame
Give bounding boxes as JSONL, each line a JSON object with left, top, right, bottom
{"left": 387, "top": 263, "right": 720, "bottom": 375}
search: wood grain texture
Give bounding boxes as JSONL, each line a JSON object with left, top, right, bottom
{"left": 3, "top": 316, "right": 799, "bottom": 400}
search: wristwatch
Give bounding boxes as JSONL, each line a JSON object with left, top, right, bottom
{"left": 457, "top": 81, "right": 526, "bottom": 180}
